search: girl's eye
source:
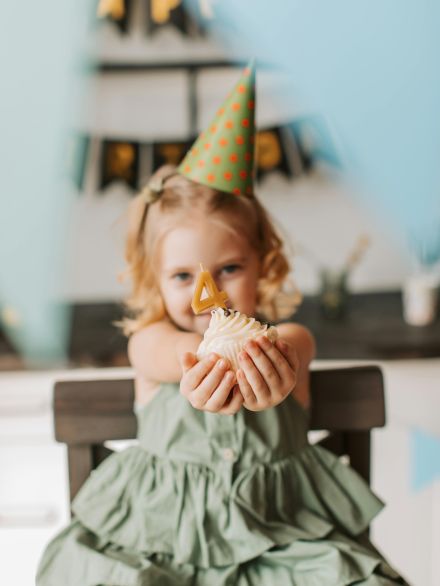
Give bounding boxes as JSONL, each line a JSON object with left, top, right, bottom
{"left": 221, "top": 264, "right": 241, "bottom": 275}
{"left": 173, "top": 272, "right": 192, "bottom": 282}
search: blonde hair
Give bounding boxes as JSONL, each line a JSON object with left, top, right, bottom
{"left": 120, "top": 165, "right": 301, "bottom": 335}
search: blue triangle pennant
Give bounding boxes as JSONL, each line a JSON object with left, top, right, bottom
{"left": 411, "top": 428, "right": 440, "bottom": 491}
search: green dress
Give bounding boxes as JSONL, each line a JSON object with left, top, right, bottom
{"left": 37, "top": 383, "right": 407, "bottom": 585}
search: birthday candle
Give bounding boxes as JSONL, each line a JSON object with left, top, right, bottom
{"left": 191, "top": 264, "right": 228, "bottom": 314}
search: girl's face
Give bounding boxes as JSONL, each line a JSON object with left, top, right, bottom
{"left": 158, "top": 215, "right": 260, "bottom": 335}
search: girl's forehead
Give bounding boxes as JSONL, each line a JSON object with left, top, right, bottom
{"left": 158, "top": 218, "right": 254, "bottom": 269}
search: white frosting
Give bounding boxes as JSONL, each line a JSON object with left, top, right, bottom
{"left": 196, "top": 308, "right": 278, "bottom": 371}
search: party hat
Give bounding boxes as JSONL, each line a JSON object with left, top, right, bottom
{"left": 178, "top": 62, "right": 256, "bottom": 196}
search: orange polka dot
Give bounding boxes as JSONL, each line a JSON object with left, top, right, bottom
{"left": 225, "top": 120, "right": 234, "bottom": 129}
{"left": 219, "top": 137, "right": 228, "bottom": 147}
{"left": 210, "top": 124, "right": 217, "bottom": 133}
{"left": 239, "top": 170, "right": 247, "bottom": 179}
{"left": 248, "top": 100, "right": 255, "bottom": 109}
{"left": 244, "top": 67, "right": 251, "bottom": 76}
{"left": 246, "top": 185, "right": 253, "bottom": 195}
{"left": 237, "top": 84, "right": 246, "bottom": 93}
{"left": 192, "top": 148, "right": 199, "bottom": 156}
{"left": 229, "top": 153, "right": 238, "bottom": 163}
{"left": 224, "top": 171, "right": 233, "bottom": 181}
{"left": 232, "top": 103, "right": 240, "bottom": 111}
{"left": 183, "top": 165, "right": 191, "bottom": 173}
{"left": 204, "top": 142, "right": 211, "bottom": 150}
{"left": 217, "top": 107, "right": 225, "bottom": 116}
{"left": 241, "top": 119, "right": 250, "bottom": 128}
{"left": 235, "top": 135, "right": 244, "bottom": 145}
{"left": 212, "top": 156, "right": 221, "bottom": 164}
{"left": 207, "top": 173, "right": 215, "bottom": 183}
{"left": 197, "top": 160, "right": 205, "bottom": 168}
{"left": 232, "top": 187, "right": 241, "bottom": 196}
{"left": 244, "top": 152, "right": 252, "bottom": 162}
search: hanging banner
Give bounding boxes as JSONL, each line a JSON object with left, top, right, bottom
{"left": 86, "top": 117, "right": 336, "bottom": 193}
{"left": 100, "top": 140, "right": 140, "bottom": 190}
{"left": 96, "top": 0, "right": 205, "bottom": 36}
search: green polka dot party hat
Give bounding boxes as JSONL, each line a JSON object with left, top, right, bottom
{"left": 178, "top": 62, "right": 256, "bottom": 197}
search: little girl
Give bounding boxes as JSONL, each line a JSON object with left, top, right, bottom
{"left": 37, "top": 65, "right": 407, "bottom": 585}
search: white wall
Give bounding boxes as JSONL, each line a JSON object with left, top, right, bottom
{"left": 59, "top": 7, "right": 413, "bottom": 302}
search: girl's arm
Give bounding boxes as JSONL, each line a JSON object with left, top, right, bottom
{"left": 128, "top": 320, "right": 202, "bottom": 383}
{"left": 276, "top": 323, "right": 316, "bottom": 409}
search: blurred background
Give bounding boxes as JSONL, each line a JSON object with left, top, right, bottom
{"left": 0, "top": 2, "right": 439, "bottom": 585}
{"left": 3, "top": 0, "right": 440, "bottom": 372}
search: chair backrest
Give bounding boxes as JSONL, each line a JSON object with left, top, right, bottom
{"left": 54, "top": 365, "right": 385, "bottom": 503}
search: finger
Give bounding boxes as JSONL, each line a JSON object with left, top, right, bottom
{"left": 191, "top": 358, "right": 231, "bottom": 408}
{"left": 238, "top": 350, "right": 270, "bottom": 402}
{"left": 181, "top": 353, "right": 218, "bottom": 392}
{"left": 244, "top": 339, "right": 281, "bottom": 390}
{"left": 256, "top": 336, "right": 296, "bottom": 381}
{"left": 180, "top": 352, "right": 198, "bottom": 373}
{"left": 218, "top": 385, "right": 244, "bottom": 415}
{"left": 203, "top": 369, "right": 236, "bottom": 412}
{"left": 275, "top": 339, "right": 300, "bottom": 372}
{"left": 236, "top": 368, "right": 257, "bottom": 406}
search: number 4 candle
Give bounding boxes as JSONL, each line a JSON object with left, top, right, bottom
{"left": 191, "top": 264, "right": 228, "bottom": 314}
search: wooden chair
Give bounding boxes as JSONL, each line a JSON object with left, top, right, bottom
{"left": 54, "top": 366, "right": 385, "bottom": 503}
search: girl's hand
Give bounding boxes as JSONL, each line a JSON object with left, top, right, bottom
{"left": 237, "top": 336, "right": 299, "bottom": 411}
{"left": 180, "top": 352, "right": 243, "bottom": 414}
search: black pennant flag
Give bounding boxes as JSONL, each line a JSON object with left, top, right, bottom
{"left": 96, "top": 0, "right": 132, "bottom": 34}
{"left": 145, "top": 0, "right": 203, "bottom": 36}
{"left": 152, "top": 140, "right": 192, "bottom": 170}
{"left": 100, "top": 140, "right": 140, "bottom": 190}
{"left": 255, "top": 128, "right": 292, "bottom": 180}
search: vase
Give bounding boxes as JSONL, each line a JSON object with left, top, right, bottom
{"left": 402, "top": 273, "right": 439, "bottom": 326}
{"left": 319, "top": 269, "right": 348, "bottom": 319}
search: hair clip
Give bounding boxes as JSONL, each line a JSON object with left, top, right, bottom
{"left": 140, "top": 177, "right": 164, "bottom": 204}
{"left": 140, "top": 171, "right": 178, "bottom": 205}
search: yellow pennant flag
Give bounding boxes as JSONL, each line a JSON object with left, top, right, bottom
{"left": 151, "top": 0, "right": 181, "bottom": 24}
{"left": 97, "top": 0, "right": 125, "bottom": 20}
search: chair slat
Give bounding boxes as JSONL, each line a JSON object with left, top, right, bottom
{"left": 54, "top": 379, "right": 134, "bottom": 414}
{"left": 54, "top": 379, "right": 136, "bottom": 443}
{"left": 309, "top": 366, "right": 385, "bottom": 430}
{"left": 67, "top": 445, "right": 93, "bottom": 501}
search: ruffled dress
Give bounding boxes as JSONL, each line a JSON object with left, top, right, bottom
{"left": 37, "top": 383, "right": 407, "bottom": 585}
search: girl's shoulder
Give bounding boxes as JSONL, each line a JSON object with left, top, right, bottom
{"left": 274, "top": 321, "right": 316, "bottom": 411}
{"left": 275, "top": 321, "right": 313, "bottom": 339}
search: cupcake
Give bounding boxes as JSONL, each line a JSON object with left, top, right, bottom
{"left": 197, "top": 308, "right": 278, "bottom": 371}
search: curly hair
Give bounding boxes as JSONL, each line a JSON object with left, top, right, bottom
{"left": 119, "top": 165, "right": 301, "bottom": 335}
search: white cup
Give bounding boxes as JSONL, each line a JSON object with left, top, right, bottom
{"left": 402, "top": 274, "right": 439, "bottom": 326}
